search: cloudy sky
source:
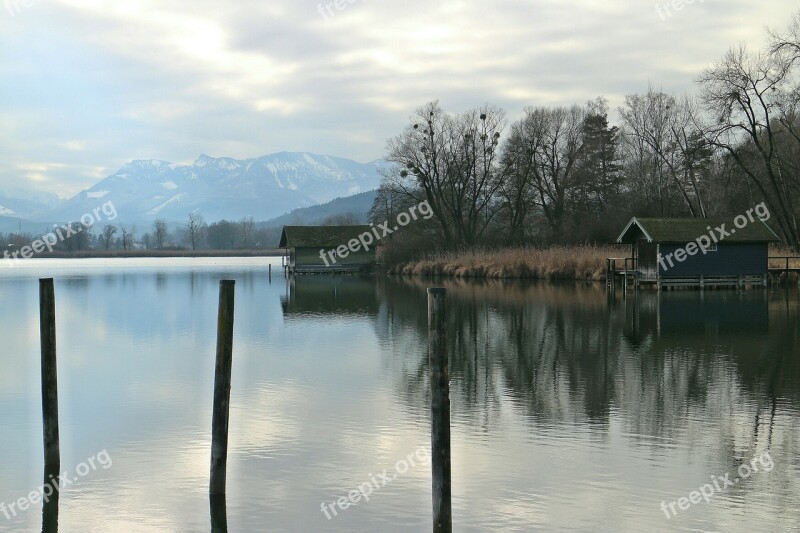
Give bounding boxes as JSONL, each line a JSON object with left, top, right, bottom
{"left": 0, "top": 0, "right": 797, "bottom": 199}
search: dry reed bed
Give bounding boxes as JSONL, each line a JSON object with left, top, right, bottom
{"left": 768, "top": 246, "right": 800, "bottom": 268}
{"left": 388, "top": 245, "right": 625, "bottom": 280}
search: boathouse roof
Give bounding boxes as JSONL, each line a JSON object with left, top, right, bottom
{"left": 279, "top": 225, "right": 375, "bottom": 248}
{"left": 616, "top": 217, "right": 781, "bottom": 244}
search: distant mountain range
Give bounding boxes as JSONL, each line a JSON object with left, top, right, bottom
{"left": 262, "top": 190, "right": 377, "bottom": 227}
{"left": 0, "top": 152, "right": 388, "bottom": 230}
{"left": 0, "top": 194, "right": 55, "bottom": 220}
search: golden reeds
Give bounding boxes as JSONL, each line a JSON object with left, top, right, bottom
{"left": 387, "top": 245, "right": 626, "bottom": 280}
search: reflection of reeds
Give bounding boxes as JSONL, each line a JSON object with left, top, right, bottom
{"left": 387, "top": 245, "right": 626, "bottom": 281}
{"left": 389, "top": 276, "right": 610, "bottom": 309}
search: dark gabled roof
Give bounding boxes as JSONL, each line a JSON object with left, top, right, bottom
{"left": 279, "top": 225, "right": 374, "bottom": 248}
{"left": 617, "top": 217, "right": 781, "bottom": 244}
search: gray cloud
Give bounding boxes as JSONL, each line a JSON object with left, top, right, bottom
{"left": 0, "top": 0, "right": 796, "bottom": 198}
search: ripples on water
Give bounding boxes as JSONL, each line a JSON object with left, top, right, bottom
{"left": 0, "top": 258, "right": 798, "bottom": 532}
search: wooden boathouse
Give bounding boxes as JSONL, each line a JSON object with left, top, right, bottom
{"left": 612, "top": 217, "right": 782, "bottom": 288}
{"left": 279, "top": 225, "right": 377, "bottom": 274}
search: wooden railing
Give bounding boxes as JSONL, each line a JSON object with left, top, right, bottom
{"left": 606, "top": 257, "right": 636, "bottom": 273}
{"left": 605, "top": 255, "right": 800, "bottom": 289}
{"left": 606, "top": 257, "right": 637, "bottom": 287}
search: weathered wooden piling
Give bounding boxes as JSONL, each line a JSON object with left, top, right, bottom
{"left": 210, "top": 280, "right": 235, "bottom": 495}
{"left": 786, "top": 257, "right": 790, "bottom": 286}
{"left": 41, "top": 464, "right": 60, "bottom": 533}
{"left": 39, "top": 278, "right": 60, "bottom": 468}
{"left": 209, "top": 494, "right": 228, "bottom": 533}
{"left": 427, "top": 288, "right": 452, "bottom": 533}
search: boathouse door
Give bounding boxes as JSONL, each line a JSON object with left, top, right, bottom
{"left": 636, "top": 240, "right": 658, "bottom": 281}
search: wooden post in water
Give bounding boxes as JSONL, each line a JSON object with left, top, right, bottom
{"left": 39, "top": 279, "right": 60, "bottom": 468}
{"left": 210, "top": 280, "right": 235, "bottom": 496}
{"left": 209, "top": 494, "right": 228, "bottom": 533}
{"left": 427, "top": 288, "right": 452, "bottom": 533}
{"left": 41, "top": 464, "right": 60, "bottom": 533}
{"left": 786, "top": 257, "right": 790, "bottom": 286}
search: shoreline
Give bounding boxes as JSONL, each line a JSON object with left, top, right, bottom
{"left": 0, "top": 249, "right": 283, "bottom": 260}
{"left": 384, "top": 244, "right": 799, "bottom": 283}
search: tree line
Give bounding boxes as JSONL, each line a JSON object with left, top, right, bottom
{"left": 0, "top": 215, "right": 276, "bottom": 253}
{"left": 372, "top": 12, "right": 800, "bottom": 252}
{"left": 0, "top": 209, "right": 369, "bottom": 254}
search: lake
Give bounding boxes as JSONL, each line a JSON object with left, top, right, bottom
{"left": 0, "top": 258, "right": 798, "bottom": 532}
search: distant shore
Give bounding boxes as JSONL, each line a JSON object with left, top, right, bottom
{"left": 2, "top": 249, "right": 283, "bottom": 260}
{"left": 386, "top": 245, "right": 624, "bottom": 281}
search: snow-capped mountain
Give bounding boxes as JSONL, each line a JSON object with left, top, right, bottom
{"left": 40, "top": 152, "right": 386, "bottom": 224}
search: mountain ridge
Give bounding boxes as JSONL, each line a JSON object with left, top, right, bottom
{"left": 26, "top": 152, "right": 387, "bottom": 225}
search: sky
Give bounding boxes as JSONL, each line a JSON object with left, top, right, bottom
{"left": 0, "top": 0, "right": 797, "bottom": 199}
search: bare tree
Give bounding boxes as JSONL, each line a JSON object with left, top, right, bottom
{"left": 153, "top": 219, "right": 168, "bottom": 249}
{"left": 769, "top": 10, "right": 800, "bottom": 65}
{"left": 185, "top": 213, "right": 206, "bottom": 250}
{"left": 619, "top": 88, "right": 711, "bottom": 217}
{"left": 239, "top": 217, "right": 255, "bottom": 248}
{"left": 207, "top": 220, "right": 237, "bottom": 249}
{"left": 120, "top": 225, "right": 136, "bottom": 251}
{"left": 369, "top": 185, "right": 408, "bottom": 225}
{"left": 502, "top": 105, "right": 585, "bottom": 235}
{"left": 384, "top": 101, "right": 506, "bottom": 246}
{"left": 697, "top": 44, "right": 800, "bottom": 248}
{"left": 497, "top": 120, "right": 540, "bottom": 243}
{"left": 61, "top": 222, "right": 89, "bottom": 252}
{"left": 101, "top": 224, "right": 118, "bottom": 250}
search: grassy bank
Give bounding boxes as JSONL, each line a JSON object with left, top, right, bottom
{"left": 387, "top": 245, "right": 626, "bottom": 281}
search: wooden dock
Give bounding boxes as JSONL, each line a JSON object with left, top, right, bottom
{"left": 607, "top": 256, "right": 800, "bottom": 290}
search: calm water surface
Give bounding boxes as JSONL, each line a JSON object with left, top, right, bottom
{"left": 0, "top": 258, "right": 798, "bottom": 532}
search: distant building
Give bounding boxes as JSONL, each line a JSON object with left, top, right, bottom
{"left": 279, "top": 225, "right": 377, "bottom": 273}
{"left": 615, "top": 217, "right": 781, "bottom": 288}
